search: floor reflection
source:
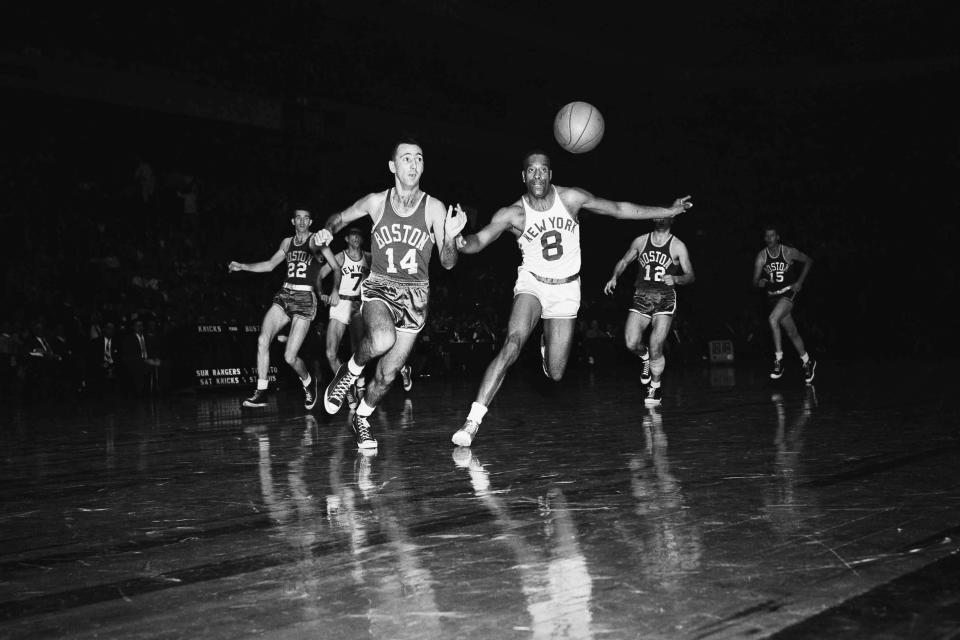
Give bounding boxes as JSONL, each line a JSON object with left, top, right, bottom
{"left": 453, "top": 447, "right": 595, "bottom": 640}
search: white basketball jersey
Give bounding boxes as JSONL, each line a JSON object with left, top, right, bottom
{"left": 337, "top": 251, "right": 370, "bottom": 297}
{"left": 517, "top": 187, "right": 581, "bottom": 279}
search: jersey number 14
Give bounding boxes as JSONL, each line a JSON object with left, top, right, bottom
{"left": 385, "top": 247, "right": 418, "bottom": 275}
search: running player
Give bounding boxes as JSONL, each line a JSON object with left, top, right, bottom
{"left": 316, "top": 138, "right": 465, "bottom": 449}
{"left": 228, "top": 209, "right": 341, "bottom": 409}
{"left": 752, "top": 225, "right": 816, "bottom": 383}
{"left": 451, "top": 150, "right": 692, "bottom": 446}
{"left": 603, "top": 216, "right": 695, "bottom": 406}
{"left": 318, "top": 226, "right": 371, "bottom": 408}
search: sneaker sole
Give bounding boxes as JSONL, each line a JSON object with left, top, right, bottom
{"left": 769, "top": 373, "right": 783, "bottom": 379}
{"left": 242, "top": 401, "right": 267, "bottom": 408}
{"left": 805, "top": 362, "right": 817, "bottom": 384}
{"left": 644, "top": 399, "right": 662, "bottom": 407}
{"left": 640, "top": 377, "right": 652, "bottom": 385}
{"left": 357, "top": 439, "right": 378, "bottom": 450}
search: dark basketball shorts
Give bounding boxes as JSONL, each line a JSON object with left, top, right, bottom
{"left": 361, "top": 275, "right": 430, "bottom": 333}
{"left": 767, "top": 285, "right": 798, "bottom": 306}
{"left": 272, "top": 286, "right": 317, "bottom": 321}
{"left": 630, "top": 287, "right": 677, "bottom": 318}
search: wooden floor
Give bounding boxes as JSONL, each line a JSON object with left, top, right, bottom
{"left": 2, "top": 360, "right": 959, "bottom": 639}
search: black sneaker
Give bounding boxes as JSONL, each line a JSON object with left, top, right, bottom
{"left": 351, "top": 414, "right": 378, "bottom": 450}
{"left": 803, "top": 357, "right": 817, "bottom": 385}
{"left": 303, "top": 377, "right": 318, "bottom": 410}
{"left": 346, "top": 382, "right": 359, "bottom": 410}
{"left": 769, "top": 359, "right": 785, "bottom": 380}
{"left": 400, "top": 365, "right": 413, "bottom": 392}
{"left": 242, "top": 388, "right": 269, "bottom": 408}
{"left": 325, "top": 362, "right": 359, "bottom": 414}
{"left": 640, "top": 356, "right": 652, "bottom": 385}
{"left": 644, "top": 385, "right": 662, "bottom": 407}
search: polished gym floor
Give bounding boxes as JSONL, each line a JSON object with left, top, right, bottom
{"left": 2, "top": 360, "right": 958, "bottom": 639}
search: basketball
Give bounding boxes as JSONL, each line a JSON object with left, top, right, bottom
{"left": 553, "top": 101, "right": 605, "bottom": 153}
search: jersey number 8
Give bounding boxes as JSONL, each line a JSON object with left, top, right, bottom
{"left": 540, "top": 231, "right": 564, "bottom": 262}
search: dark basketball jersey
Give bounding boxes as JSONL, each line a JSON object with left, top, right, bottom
{"left": 634, "top": 234, "right": 679, "bottom": 290}
{"left": 370, "top": 190, "right": 435, "bottom": 285}
{"left": 762, "top": 246, "right": 795, "bottom": 290}
{"left": 284, "top": 236, "right": 318, "bottom": 288}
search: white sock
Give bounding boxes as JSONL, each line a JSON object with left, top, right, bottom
{"left": 800, "top": 352, "right": 810, "bottom": 364}
{"left": 775, "top": 351, "right": 784, "bottom": 361}
{"left": 357, "top": 399, "right": 375, "bottom": 417}
{"left": 301, "top": 373, "right": 311, "bottom": 387}
{"left": 467, "top": 402, "right": 488, "bottom": 424}
{"left": 347, "top": 356, "right": 364, "bottom": 376}
{"left": 257, "top": 379, "right": 269, "bottom": 391}
{"left": 640, "top": 350, "right": 650, "bottom": 361}
{"left": 650, "top": 380, "right": 661, "bottom": 389}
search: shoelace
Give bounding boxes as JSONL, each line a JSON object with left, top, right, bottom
{"left": 331, "top": 372, "right": 356, "bottom": 399}
{"left": 355, "top": 417, "right": 372, "bottom": 441}
{"left": 462, "top": 420, "right": 478, "bottom": 436}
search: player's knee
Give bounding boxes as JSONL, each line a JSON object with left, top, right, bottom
{"left": 283, "top": 351, "right": 299, "bottom": 367}
{"left": 649, "top": 344, "right": 664, "bottom": 360}
{"left": 768, "top": 314, "right": 780, "bottom": 327}
{"left": 257, "top": 333, "right": 272, "bottom": 351}
{"left": 367, "top": 331, "right": 396, "bottom": 356}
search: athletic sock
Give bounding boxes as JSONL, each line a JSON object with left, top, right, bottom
{"left": 257, "top": 379, "right": 269, "bottom": 391}
{"left": 347, "top": 356, "right": 364, "bottom": 376}
{"left": 800, "top": 352, "right": 810, "bottom": 364}
{"left": 650, "top": 380, "right": 662, "bottom": 389}
{"left": 467, "top": 402, "right": 488, "bottom": 424}
{"left": 775, "top": 351, "right": 784, "bottom": 361}
{"left": 356, "top": 399, "right": 375, "bottom": 417}
{"left": 301, "top": 373, "right": 312, "bottom": 387}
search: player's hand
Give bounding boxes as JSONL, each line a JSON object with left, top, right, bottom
{"left": 228, "top": 261, "right": 244, "bottom": 272}
{"left": 792, "top": 281, "right": 803, "bottom": 293}
{"left": 603, "top": 278, "right": 617, "bottom": 295}
{"left": 313, "top": 229, "right": 334, "bottom": 246}
{"left": 757, "top": 278, "right": 769, "bottom": 289}
{"left": 444, "top": 204, "right": 467, "bottom": 239}
{"left": 328, "top": 292, "right": 340, "bottom": 307}
{"left": 663, "top": 274, "right": 676, "bottom": 286}
{"left": 320, "top": 294, "right": 330, "bottom": 305}
{"left": 669, "top": 196, "right": 693, "bottom": 216}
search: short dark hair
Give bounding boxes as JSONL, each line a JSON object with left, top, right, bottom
{"left": 763, "top": 223, "right": 780, "bottom": 235}
{"left": 390, "top": 137, "right": 422, "bottom": 161}
{"left": 522, "top": 149, "right": 551, "bottom": 170}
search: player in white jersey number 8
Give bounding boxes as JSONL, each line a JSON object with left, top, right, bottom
{"left": 450, "top": 150, "right": 692, "bottom": 447}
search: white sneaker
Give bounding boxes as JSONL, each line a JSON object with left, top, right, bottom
{"left": 452, "top": 419, "right": 480, "bottom": 446}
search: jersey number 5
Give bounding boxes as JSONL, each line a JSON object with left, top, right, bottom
{"left": 540, "top": 231, "right": 564, "bottom": 262}
{"left": 385, "top": 247, "right": 418, "bottom": 275}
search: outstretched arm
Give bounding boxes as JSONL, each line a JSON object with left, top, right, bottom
{"left": 319, "top": 192, "right": 381, "bottom": 240}
{"left": 789, "top": 247, "right": 813, "bottom": 292}
{"left": 430, "top": 199, "right": 464, "bottom": 270}
{"left": 457, "top": 204, "right": 521, "bottom": 254}
{"left": 664, "top": 240, "right": 695, "bottom": 286}
{"left": 228, "top": 240, "right": 288, "bottom": 273}
{"left": 604, "top": 239, "right": 642, "bottom": 295}
{"left": 563, "top": 187, "right": 693, "bottom": 220}
{"left": 316, "top": 243, "right": 342, "bottom": 304}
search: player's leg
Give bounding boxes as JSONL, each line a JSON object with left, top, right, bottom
{"left": 348, "top": 308, "right": 368, "bottom": 399}
{"left": 624, "top": 310, "right": 653, "bottom": 384}
{"left": 325, "top": 318, "right": 348, "bottom": 375}
{"left": 284, "top": 315, "right": 318, "bottom": 409}
{"left": 324, "top": 300, "right": 396, "bottom": 414}
{"left": 452, "top": 294, "right": 541, "bottom": 446}
{"left": 350, "top": 328, "right": 418, "bottom": 450}
{"left": 767, "top": 298, "right": 791, "bottom": 379}
{"left": 779, "top": 311, "right": 816, "bottom": 383}
{"left": 644, "top": 314, "right": 673, "bottom": 406}
{"left": 244, "top": 304, "right": 289, "bottom": 407}
{"left": 542, "top": 317, "right": 577, "bottom": 381}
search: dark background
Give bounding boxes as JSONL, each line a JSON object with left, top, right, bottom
{"left": 2, "top": 1, "right": 958, "bottom": 388}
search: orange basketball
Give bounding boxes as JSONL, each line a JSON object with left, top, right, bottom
{"left": 553, "top": 101, "right": 605, "bottom": 153}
